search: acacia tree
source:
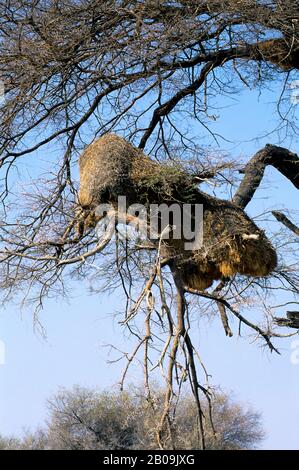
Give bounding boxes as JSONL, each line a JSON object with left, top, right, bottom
{"left": 0, "top": 0, "right": 298, "bottom": 449}
{"left": 0, "top": 386, "right": 265, "bottom": 450}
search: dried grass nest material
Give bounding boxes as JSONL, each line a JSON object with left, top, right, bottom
{"left": 79, "top": 133, "right": 193, "bottom": 208}
{"left": 79, "top": 133, "right": 277, "bottom": 290}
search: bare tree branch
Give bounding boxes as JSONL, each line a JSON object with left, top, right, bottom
{"left": 233, "top": 144, "right": 299, "bottom": 209}
{"left": 272, "top": 211, "right": 299, "bottom": 236}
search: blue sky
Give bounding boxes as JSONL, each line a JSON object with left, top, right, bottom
{"left": 0, "top": 78, "right": 298, "bottom": 449}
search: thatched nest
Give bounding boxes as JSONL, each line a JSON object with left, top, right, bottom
{"left": 79, "top": 133, "right": 193, "bottom": 209}
{"left": 78, "top": 134, "right": 277, "bottom": 290}
{"left": 257, "top": 39, "right": 299, "bottom": 71}
{"left": 163, "top": 195, "right": 277, "bottom": 290}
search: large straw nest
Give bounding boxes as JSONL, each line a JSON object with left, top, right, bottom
{"left": 79, "top": 134, "right": 194, "bottom": 208}
{"left": 162, "top": 194, "right": 277, "bottom": 290}
{"left": 78, "top": 134, "right": 277, "bottom": 290}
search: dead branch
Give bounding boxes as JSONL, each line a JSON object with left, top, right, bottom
{"left": 184, "top": 286, "right": 281, "bottom": 354}
{"left": 272, "top": 211, "right": 299, "bottom": 236}
{"left": 233, "top": 145, "right": 299, "bottom": 209}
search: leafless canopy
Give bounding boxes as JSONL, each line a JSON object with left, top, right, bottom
{"left": 0, "top": 0, "right": 298, "bottom": 450}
